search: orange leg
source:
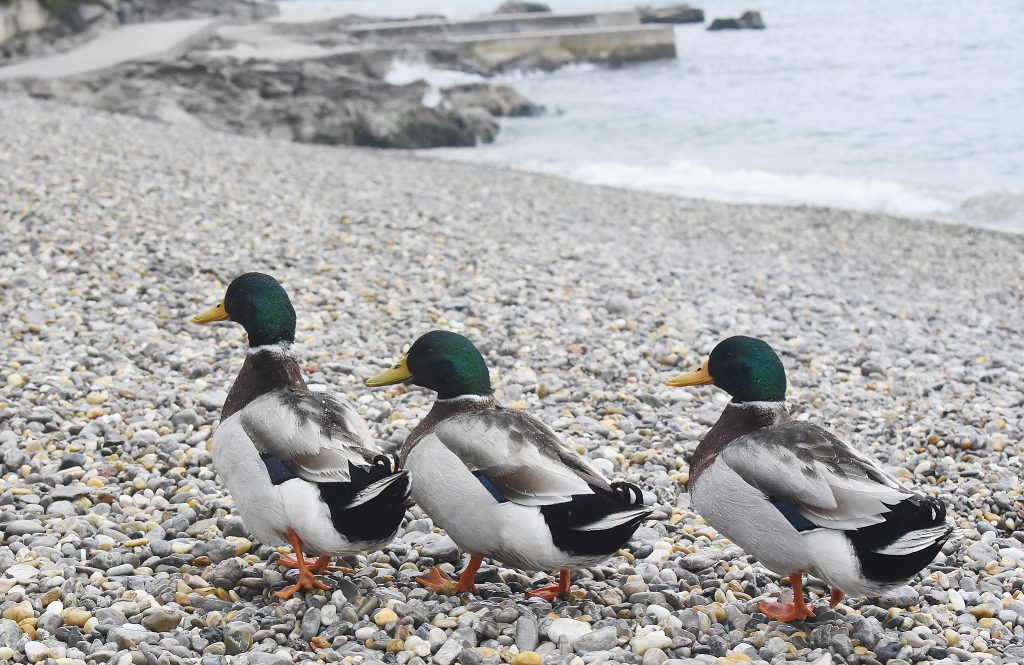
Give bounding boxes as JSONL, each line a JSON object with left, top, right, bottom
{"left": 526, "top": 569, "right": 572, "bottom": 601}
{"left": 758, "top": 572, "right": 816, "bottom": 622}
{"left": 829, "top": 588, "right": 846, "bottom": 607}
{"left": 279, "top": 554, "right": 332, "bottom": 573}
{"left": 275, "top": 528, "right": 331, "bottom": 599}
{"left": 417, "top": 554, "right": 483, "bottom": 595}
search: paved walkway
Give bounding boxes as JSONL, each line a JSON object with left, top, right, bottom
{"left": 0, "top": 18, "right": 218, "bottom": 80}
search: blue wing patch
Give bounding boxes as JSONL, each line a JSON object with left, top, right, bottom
{"left": 261, "top": 454, "right": 298, "bottom": 485}
{"left": 475, "top": 473, "right": 508, "bottom": 503}
{"left": 770, "top": 498, "right": 818, "bottom": 532}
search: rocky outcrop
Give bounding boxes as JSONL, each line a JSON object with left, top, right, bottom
{"left": 440, "top": 83, "right": 540, "bottom": 117}
{"left": 128, "top": 0, "right": 279, "bottom": 21}
{"left": 1, "top": 0, "right": 49, "bottom": 45}
{"left": 494, "top": 1, "right": 551, "bottom": 14}
{"left": 708, "top": 11, "right": 765, "bottom": 31}
{"left": 638, "top": 4, "right": 704, "bottom": 25}
{"left": 1, "top": 2, "right": 114, "bottom": 63}
{"left": 1, "top": 56, "right": 534, "bottom": 149}
{"left": 2, "top": 1, "right": 277, "bottom": 63}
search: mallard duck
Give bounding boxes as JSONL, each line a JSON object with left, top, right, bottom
{"left": 365, "top": 330, "right": 650, "bottom": 600}
{"left": 667, "top": 335, "right": 954, "bottom": 621}
{"left": 192, "top": 272, "right": 410, "bottom": 598}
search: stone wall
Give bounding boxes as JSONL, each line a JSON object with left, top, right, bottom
{"left": 0, "top": 0, "right": 49, "bottom": 44}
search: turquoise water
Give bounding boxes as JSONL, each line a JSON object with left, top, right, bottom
{"left": 278, "top": 1, "right": 1024, "bottom": 231}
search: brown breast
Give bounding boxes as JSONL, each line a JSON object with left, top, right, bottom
{"left": 399, "top": 395, "right": 499, "bottom": 466}
{"left": 221, "top": 350, "right": 306, "bottom": 419}
{"left": 689, "top": 402, "right": 789, "bottom": 486}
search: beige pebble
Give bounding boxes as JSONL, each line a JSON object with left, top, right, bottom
{"left": 374, "top": 608, "right": 398, "bottom": 626}
{"left": 63, "top": 608, "right": 92, "bottom": 628}
{"left": 513, "top": 653, "right": 542, "bottom": 665}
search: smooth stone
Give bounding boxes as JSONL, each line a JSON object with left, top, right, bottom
{"left": 0, "top": 619, "right": 22, "bottom": 647}
{"left": 576, "top": 626, "right": 618, "bottom": 652}
{"left": 223, "top": 624, "right": 253, "bottom": 655}
{"left": 300, "top": 607, "right": 321, "bottom": 640}
{"left": 4, "top": 520, "right": 44, "bottom": 536}
{"left": 547, "top": 618, "right": 591, "bottom": 645}
{"left": 434, "top": 639, "right": 463, "bottom": 665}
{"left": 143, "top": 608, "right": 182, "bottom": 632}
{"left": 247, "top": 653, "right": 293, "bottom": 665}
{"left": 514, "top": 615, "right": 539, "bottom": 651}
{"left": 25, "top": 641, "right": 49, "bottom": 663}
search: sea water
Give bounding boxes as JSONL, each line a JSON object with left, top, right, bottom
{"left": 278, "top": 0, "right": 1024, "bottom": 232}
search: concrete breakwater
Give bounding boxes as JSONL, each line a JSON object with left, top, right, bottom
{"left": 274, "top": 8, "right": 678, "bottom": 72}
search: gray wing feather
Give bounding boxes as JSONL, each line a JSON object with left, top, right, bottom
{"left": 722, "top": 421, "right": 911, "bottom": 530}
{"left": 435, "top": 409, "right": 611, "bottom": 506}
{"left": 237, "top": 388, "right": 382, "bottom": 483}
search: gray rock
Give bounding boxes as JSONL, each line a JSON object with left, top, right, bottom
{"left": 204, "top": 538, "right": 237, "bottom": 564}
{"left": 143, "top": 608, "right": 182, "bottom": 632}
{"left": 575, "top": 625, "right": 617, "bottom": 652}
{"left": 494, "top": 1, "right": 550, "bottom": 13}
{"left": 300, "top": 607, "right": 321, "bottom": 640}
{"left": 708, "top": 11, "right": 765, "bottom": 30}
{"left": 247, "top": 653, "right": 293, "bottom": 665}
{"left": 200, "top": 390, "right": 229, "bottom": 411}
{"left": 514, "top": 614, "right": 538, "bottom": 651}
{"left": 171, "top": 408, "right": 202, "bottom": 427}
{"left": 434, "top": 640, "right": 463, "bottom": 665}
{"left": 419, "top": 534, "right": 460, "bottom": 562}
{"left": 96, "top": 608, "right": 130, "bottom": 625}
{"left": 0, "top": 619, "right": 23, "bottom": 647}
{"left": 966, "top": 542, "right": 998, "bottom": 563}
{"left": 639, "top": 4, "right": 704, "bottom": 24}
{"left": 878, "top": 585, "right": 920, "bottom": 608}
{"left": 210, "top": 558, "right": 245, "bottom": 588}
{"left": 223, "top": 623, "right": 253, "bottom": 655}
{"left": 3, "top": 520, "right": 44, "bottom": 536}
{"left": 849, "top": 616, "right": 882, "bottom": 649}
{"left": 456, "top": 648, "right": 483, "bottom": 665}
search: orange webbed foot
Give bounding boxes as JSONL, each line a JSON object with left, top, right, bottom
{"left": 526, "top": 584, "right": 566, "bottom": 601}
{"left": 758, "top": 600, "right": 816, "bottom": 622}
{"left": 278, "top": 554, "right": 331, "bottom": 572}
{"left": 416, "top": 566, "right": 459, "bottom": 594}
{"left": 275, "top": 571, "right": 331, "bottom": 599}
{"left": 758, "top": 572, "right": 815, "bottom": 622}
{"left": 273, "top": 529, "right": 332, "bottom": 599}
{"left": 526, "top": 569, "right": 571, "bottom": 601}
{"left": 829, "top": 588, "right": 846, "bottom": 607}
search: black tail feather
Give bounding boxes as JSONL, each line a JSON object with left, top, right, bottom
{"left": 849, "top": 494, "right": 952, "bottom": 584}
{"left": 540, "top": 481, "right": 650, "bottom": 557}
{"left": 317, "top": 456, "right": 410, "bottom": 544}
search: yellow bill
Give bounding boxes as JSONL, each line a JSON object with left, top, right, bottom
{"left": 365, "top": 355, "right": 412, "bottom": 386}
{"left": 666, "top": 360, "right": 714, "bottom": 387}
{"left": 192, "top": 300, "right": 230, "bottom": 324}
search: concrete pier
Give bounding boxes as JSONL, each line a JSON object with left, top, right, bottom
{"left": 275, "top": 10, "right": 677, "bottom": 70}
{"left": 448, "top": 24, "right": 677, "bottom": 70}
{"left": 337, "top": 10, "right": 642, "bottom": 41}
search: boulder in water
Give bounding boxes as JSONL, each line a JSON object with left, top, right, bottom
{"left": 708, "top": 10, "right": 765, "bottom": 31}
{"left": 638, "top": 4, "right": 705, "bottom": 25}
{"left": 441, "top": 83, "right": 541, "bottom": 117}
{"left": 494, "top": 1, "right": 551, "bottom": 14}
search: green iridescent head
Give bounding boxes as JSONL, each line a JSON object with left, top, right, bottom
{"left": 366, "top": 330, "right": 492, "bottom": 400}
{"left": 192, "top": 272, "right": 296, "bottom": 348}
{"left": 667, "top": 335, "right": 787, "bottom": 403}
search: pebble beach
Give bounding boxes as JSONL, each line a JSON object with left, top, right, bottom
{"left": 2, "top": 94, "right": 1023, "bottom": 665}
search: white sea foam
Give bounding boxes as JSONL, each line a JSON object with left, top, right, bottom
{"left": 384, "top": 59, "right": 486, "bottom": 90}
{"left": 567, "top": 160, "right": 954, "bottom": 218}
